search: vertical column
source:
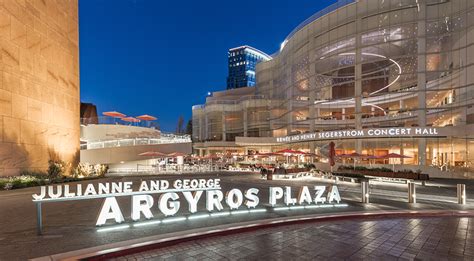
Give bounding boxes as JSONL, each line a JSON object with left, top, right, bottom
{"left": 204, "top": 112, "right": 209, "bottom": 141}
{"left": 222, "top": 110, "right": 226, "bottom": 142}
{"left": 309, "top": 52, "right": 317, "bottom": 134}
{"left": 355, "top": 17, "right": 363, "bottom": 154}
{"left": 342, "top": 108, "right": 346, "bottom": 121}
{"left": 408, "top": 182, "right": 416, "bottom": 203}
{"left": 457, "top": 184, "right": 466, "bottom": 205}
{"left": 361, "top": 181, "right": 369, "bottom": 203}
{"left": 268, "top": 79, "right": 275, "bottom": 137}
{"left": 287, "top": 67, "right": 293, "bottom": 135}
{"left": 243, "top": 107, "right": 248, "bottom": 137}
{"left": 417, "top": 0, "right": 427, "bottom": 165}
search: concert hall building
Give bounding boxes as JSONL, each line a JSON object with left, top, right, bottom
{"left": 192, "top": 0, "right": 474, "bottom": 177}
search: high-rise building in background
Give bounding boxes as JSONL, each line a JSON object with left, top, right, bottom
{"left": 226, "top": 46, "right": 271, "bottom": 89}
{"left": 0, "top": 1, "right": 80, "bottom": 175}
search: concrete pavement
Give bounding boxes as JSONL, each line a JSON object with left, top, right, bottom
{"left": 0, "top": 172, "right": 473, "bottom": 260}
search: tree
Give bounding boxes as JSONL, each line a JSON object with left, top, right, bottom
{"left": 176, "top": 116, "right": 184, "bottom": 134}
{"left": 185, "top": 119, "right": 192, "bottom": 135}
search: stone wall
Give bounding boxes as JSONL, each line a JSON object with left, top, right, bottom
{"left": 0, "top": 0, "right": 79, "bottom": 176}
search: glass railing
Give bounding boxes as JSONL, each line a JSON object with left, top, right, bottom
{"left": 80, "top": 116, "right": 160, "bottom": 129}
{"left": 80, "top": 133, "right": 192, "bottom": 150}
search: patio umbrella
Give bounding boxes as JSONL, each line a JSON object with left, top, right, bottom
{"left": 166, "top": 152, "right": 188, "bottom": 157}
{"left": 139, "top": 151, "right": 167, "bottom": 157}
{"left": 363, "top": 155, "right": 381, "bottom": 167}
{"left": 122, "top": 117, "right": 141, "bottom": 123}
{"left": 275, "top": 149, "right": 306, "bottom": 155}
{"left": 137, "top": 115, "right": 157, "bottom": 121}
{"left": 139, "top": 151, "right": 167, "bottom": 171}
{"left": 275, "top": 149, "right": 306, "bottom": 164}
{"left": 338, "top": 152, "right": 365, "bottom": 169}
{"left": 103, "top": 111, "right": 126, "bottom": 124}
{"left": 103, "top": 111, "right": 126, "bottom": 118}
{"left": 382, "top": 153, "right": 411, "bottom": 171}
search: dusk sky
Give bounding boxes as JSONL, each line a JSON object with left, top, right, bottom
{"left": 79, "top": 0, "right": 337, "bottom": 132}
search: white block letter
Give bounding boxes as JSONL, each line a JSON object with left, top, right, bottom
{"left": 131, "top": 195, "right": 154, "bottom": 221}
{"left": 159, "top": 192, "right": 180, "bottom": 216}
{"left": 96, "top": 197, "right": 124, "bottom": 226}
{"left": 314, "top": 186, "right": 326, "bottom": 204}
{"left": 269, "top": 187, "right": 283, "bottom": 206}
{"left": 284, "top": 186, "right": 296, "bottom": 205}
{"left": 328, "top": 186, "right": 341, "bottom": 203}
{"left": 225, "top": 189, "right": 243, "bottom": 209}
{"left": 244, "top": 188, "right": 259, "bottom": 208}
{"left": 183, "top": 191, "right": 203, "bottom": 213}
{"left": 206, "top": 190, "right": 224, "bottom": 211}
{"left": 298, "top": 186, "right": 312, "bottom": 204}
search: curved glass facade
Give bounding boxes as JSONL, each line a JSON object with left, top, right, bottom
{"left": 193, "top": 0, "right": 474, "bottom": 176}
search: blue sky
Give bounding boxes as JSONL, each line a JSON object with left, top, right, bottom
{"left": 79, "top": 0, "right": 336, "bottom": 131}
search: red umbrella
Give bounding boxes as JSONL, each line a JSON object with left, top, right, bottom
{"left": 363, "top": 155, "right": 381, "bottom": 166}
{"left": 276, "top": 149, "right": 306, "bottom": 164}
{"left": 382, "top": 153, "right": 411, "bottom": 159}
{"left": 275, "top": 149, "right": 306, "bottom": 155}
{"left": 329, "top": 142, "right": 336, "bottom": 168}
{"left": 122, "top": 117, "right": 141, "bottom": 123}
{"left": 338, "top": 152, "right": 365, "bottom": 169}
{"left": 103, "top": 111, "right": 126, "bottom": 118}
{"left": 139, "top": 151, "right": 166, "bottom": 157}
{"left": 137, "top": 115, "right": 157, "bottom": 121}
{"left": 167, "top": 152, "right": 188, "bottom": 157}
{"left": 381, "top": 153, "right": 411, "bottom": 171}
{"left": 363, "top": 155, "right": 381, "bottom": 159}
{"left": 200, "top": 155, "right": 220, "bottom": 160}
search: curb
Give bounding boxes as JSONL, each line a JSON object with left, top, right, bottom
{"left": 33, "top": 210, "right": 474, "bottom": 261}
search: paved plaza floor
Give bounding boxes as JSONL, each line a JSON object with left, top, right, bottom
{"left": 114, "top": 217, "right": 474, "bottom": 260}
{"left": 0, "top": 172, "right": 473, "bottom": 260}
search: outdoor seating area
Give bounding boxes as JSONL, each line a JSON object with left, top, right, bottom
{"left": 107, "top": 147, "right": 422, "bottom": 178}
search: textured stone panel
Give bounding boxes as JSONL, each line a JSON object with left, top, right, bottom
{"left": 0, "top": 0, "right": 79, "bottom": 176}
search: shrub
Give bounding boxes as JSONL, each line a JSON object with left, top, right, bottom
{"left": 333, "top": 172, "right": 366, "bottom": 179}
{"left": 94, "top": 164, "right": 108, "bottom": 177}
{"left": 47, "top": 160, "right": 66, "bottom": 180}
{"left": 20, "top": 170, "right": 47, "bottom": 179}
{"left": 72, "top": 163, "right": 108, "bottom": 178}
{"left": 1, "top": 176, "right": 47, "bottom": 190}
{"left": 354, "top": 166, "right": 368, "bottom": 171}
{"left": 72, "top": 162, "right": 93, "bottom": 178}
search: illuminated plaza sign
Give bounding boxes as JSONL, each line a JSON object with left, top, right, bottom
{"left": 276, "top": 127, "right": 441, "bottom": 143}
{"left": 32, "top": 179, "right": 343, "bottom": 227}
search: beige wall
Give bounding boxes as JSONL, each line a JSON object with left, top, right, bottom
{"left": 0, "top": 0, "right": 80, "bottom": 176}
{"left": 81, "top": 124, "right": 161, "bottom": 142}
{"left": 80, "top": 143, "right": 192, "bottom": 165}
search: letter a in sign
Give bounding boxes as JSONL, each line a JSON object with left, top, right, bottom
{"left": 96, "top": 197, "right": 125, "bottom": 226}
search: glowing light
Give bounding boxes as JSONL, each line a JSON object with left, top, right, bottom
{"left": 249, "top": 209, "right": 266, "bottom": 213}
{"left": 162, "top": 217, "right": 186, "bottom": 223}
{"left": 231, "top": 210, "right": 250, "bottom": 215}
{"left": 187, "top": 214, "right": 210, "bottom": 220}
{"left": 97, "top": 224, "right": 129, "bottom": 232}
{"left": 289, "top": 206, "right": 305, "bottom": 210}
{"left": 210, "top": 211, "right": 230, "bottom": 217}
{"left": 133, "top": 220, "right": 161, "bottom": 228}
